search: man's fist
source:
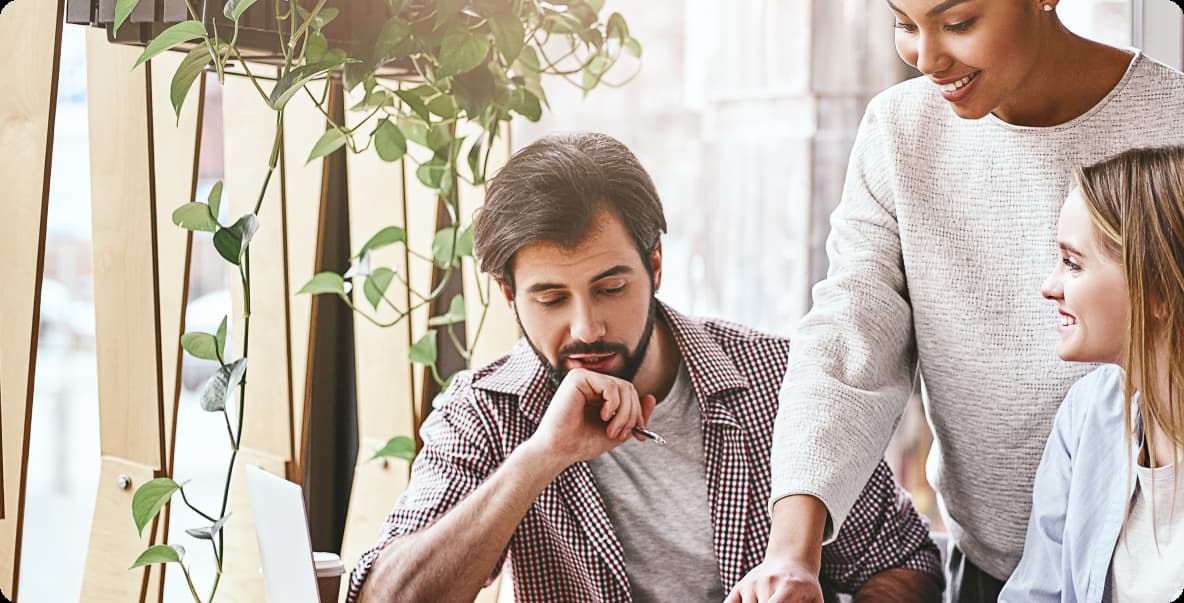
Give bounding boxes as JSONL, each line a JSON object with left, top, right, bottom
{"left": 530, "top": 368, "right": 657, "bottom": 466}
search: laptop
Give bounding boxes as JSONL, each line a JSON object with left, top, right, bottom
{"left": 245, "top": 464, "right": 323, "bottom": 603}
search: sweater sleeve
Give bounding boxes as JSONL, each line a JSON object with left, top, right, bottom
{"left": 770, "top": 96, "right": 920, "bottom": 541}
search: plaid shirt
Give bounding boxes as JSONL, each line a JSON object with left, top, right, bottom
{"left": 348, "top": 303, "right": 942, "bottom": 602}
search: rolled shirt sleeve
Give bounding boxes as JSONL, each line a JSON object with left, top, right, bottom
{"left": 346, "top": 389, "right": 503, "bottom": 602}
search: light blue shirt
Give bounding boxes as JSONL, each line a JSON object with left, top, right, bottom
{"left": 1000, "top": 365, "right": 1137, "bottom": 603}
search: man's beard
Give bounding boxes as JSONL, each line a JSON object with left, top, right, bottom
{"left": 518, "top": 294, "right": 659, "bottom": 388}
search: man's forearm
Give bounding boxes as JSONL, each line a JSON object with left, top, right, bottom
{"left": 359, "top": 442, "right": 566, "bottom": 603}
{"left": 853, "top": 568, "right": 942, "bottom": 603}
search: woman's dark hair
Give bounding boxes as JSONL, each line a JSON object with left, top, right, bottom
{"left": 473, "top": 132, "right": 667, "bottom": 289}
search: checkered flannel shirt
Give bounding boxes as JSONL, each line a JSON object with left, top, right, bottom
{"left": 348, "top": 302, "right": 943, "bottom": 602}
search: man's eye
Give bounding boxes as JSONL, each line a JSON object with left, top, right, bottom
{"left": 600, "top": 285, "right": 626, "bottom": 296}
{"left": 537, "top": 296, "right": 564, "bottom": 307}
{"left": 895, "top": 21, "right": 917, "bottom": 33}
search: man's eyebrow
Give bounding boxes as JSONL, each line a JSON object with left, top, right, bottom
{"left": 523, "top": 265, "right": 635, "bottom": 294}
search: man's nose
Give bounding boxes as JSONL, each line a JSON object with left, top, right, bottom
{"left": 570, "top": 300, "right": 606, "bottom": 342}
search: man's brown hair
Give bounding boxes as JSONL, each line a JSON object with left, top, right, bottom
{"left": 473, "top": 132, "right": 667, "bottom": 289}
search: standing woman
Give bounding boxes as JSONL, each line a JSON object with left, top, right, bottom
{"left": 727, "top": 1, "right": 1184, "bottom": 602}
{"left": 1001, "top": 146, "right": 1184, "bottom": 602}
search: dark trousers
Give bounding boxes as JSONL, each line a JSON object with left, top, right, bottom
{"left": 946, "top": 545, "right": 1005, "bottom": 603}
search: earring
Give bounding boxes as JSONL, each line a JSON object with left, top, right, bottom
{"left": 1042, "top": 2, "right": 1053, "bottom": 11}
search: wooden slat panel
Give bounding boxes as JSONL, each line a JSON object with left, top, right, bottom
{"left": 219, "top": 70, "right": 297, "bottom": 602}
{"left": 144, "top": 49, "right": 205, "bottom": 603}
{"left": 221, "top": 71, "right": 295, "bottom": 461}
{"left": 403, "top": 153, "right": 438, "bottom": 427}
{"left": 458, "top": 133, "right": 518, "bottom": 370}
{"left": 81, "top": 27, "right": 169, "bottom": 599}
{"left": 338, "top": 89, "right": 416, "bottom": 581}
{"left": 82, "top": 460, "right": 158, "bottom": 601}
{"left": 0, "top": 4, "right": 62, "bottom": 594}
{"left": 282, "top": 80, "right": 330, "bottom": 476}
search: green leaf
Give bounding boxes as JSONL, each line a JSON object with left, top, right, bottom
{"left": 511, "top": 89, "right": 542, "bottom": 121}
{"left": 215, "top": 316, "right": 228, "bottom": 358}
{"left": 431, "top": 226, "right": 462, "bottom": 268}
{"left": 357, "top": 226, "right": 407, "bottom": 257}
{"left": 208, "top": 181, "right": 224, "bottom": 222}
{"left": 408, "top": 331, "right": 438, "bottom": 365}
{"left": 488, "top": 13, "right": 525, "bottom": 65}
{"left": 171, "top": 203, "right": 217, "bottom": 233}
{"left": 133, "top": 21, "right": 207, "bottom": 69}
{"left": 223, "top": 0, "right": 259, "bottom": 21}
{"left": 185, "top": 513, "right": 232, "bottom": 541}
{"left": 427, "top": 294, "right": 466, "bottom": 327}
{"left": 606, "top": 12, "right": 630, "bottom": 41}
{"left": 369, "top": 435, "right": 415, "bottom": 462}
{"left": 307, "top": 128, "right": 347, "bottom": 164}
{"left": 394, "top": 89, "right": 431, "bottom": 123}
{"left": 466, "top": 138, "right": 484, "bottom": 184}
{"left": 305, "top": 31, "right": 329, "bottom": 64}
{"left": 200, "top": 358, "right": 246, "bottom": 412}
{"left": 131, "top": 478, "right": 181, "bottom": 537}
{"left": 452, "top": 65, "right": 496, "bottom": 120}
{"left": 373, "top": 16, "right": 415, "bottom": 65}
{"left": 624, "top": 37, "right": 642, "bottom": 59}
{"left": 171, "top": 46, "right": 211, "bottom": 122}
{"left": 437, "top": 30, "right": 490, "bottom": 78}
{"left": 427, "top": 95, "right": 458, "bottom": 119}
{"left": 213, "top": 214, "right": 261, "bottom": 266}
{"left": 295, "top": 4, "right": 339, "bottom": 31}
{"left": 587, "top": 0, "right": 606, "bottom": 12}
{"left": 130, "top": 544, "right": 185, "bottom": 569}
{"left": 297, "top": 272, "right": 346, "bottom": 296}
{"left": 181, "top": 331, "right": 220, "bottom": 361}
{"left": 363, "top": 267, "right": 396, "bottom": 310}
{"left": 457, "top": 224, "right": 474, "bottom": 257}
{"left": 113, "top": 0, "right": 142, "bottom": 37}
{"left": 434, "top": 0, "right": 465, "bottom": 29}
{"left": 416, "top": 158, "right": 449, "bottom": 191}
{"left": 269, "top": 59, "right": 348, "bottom": 110}
{"left": 426, "top": 124, "right": 453, "bottom": 152}
{"left": 374, "top": 119, "right": 407, "bottom": 163}
{"left": 397, "top": 115, "right": 429, "bottom": 147}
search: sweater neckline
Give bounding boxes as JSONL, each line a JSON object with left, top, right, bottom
{"left": 983, "top": 49, "right": 1142, "bottom": 133}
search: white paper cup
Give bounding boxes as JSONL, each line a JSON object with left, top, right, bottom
{"left": 313, "top": 552, "right": 345, "bottom": 603}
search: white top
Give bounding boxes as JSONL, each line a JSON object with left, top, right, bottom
{"left": 1109, "top": 460, "right": 1184, "bottom": 602}
{"left": 770, "top": 50, "right": 1184, "bottom": 579}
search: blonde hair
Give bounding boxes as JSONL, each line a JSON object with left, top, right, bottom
{"left": 1075, "top": 146, "right": 1184, "bottom": 473}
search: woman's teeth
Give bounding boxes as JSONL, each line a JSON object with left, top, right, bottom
{"left": 940, "top": 72, "right": 978, "bottom": 92}
{"left": 1060, "top": 315, "right": 1077, "bottom": 327}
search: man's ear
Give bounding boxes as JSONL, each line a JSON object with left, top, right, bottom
{"left": 497, "top": 279, "right": 515, "bottom": 308}
{"left": 649, "top": 242, "right": 663, "bottom": 292}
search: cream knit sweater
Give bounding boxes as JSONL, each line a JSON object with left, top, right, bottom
{"left": 771, "top": 51, "right": 1184, "bottom": 580}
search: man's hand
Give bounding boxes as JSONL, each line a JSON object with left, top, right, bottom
{"left": 528, "top": 368, "right": 657, "bottom": 466}
{"left": 725, "top": 558, "right": 824, "bottom": 603}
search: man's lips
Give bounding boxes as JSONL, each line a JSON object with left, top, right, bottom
{"left": 566, "top": 353, "right": 617, "bottom": 369}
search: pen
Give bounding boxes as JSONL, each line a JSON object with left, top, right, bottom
{"left": 631, "top": 426, "right": 667, "bottom": 445}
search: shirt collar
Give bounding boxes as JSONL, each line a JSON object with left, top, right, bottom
{"left": 470, "top": 301, "right": 750, "bottom": 425}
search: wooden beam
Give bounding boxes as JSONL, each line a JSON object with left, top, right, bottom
{"left": 0, "top": 0, "right": 64, "bottom": 595}
{"left": 338, "top": 89, "right": 417, "bottom": 582}
{"left": 143, "top": 48, "right": 205, "bottom": 603}
{"left": 81, "top": 28, "right": 168, "bottom": 601}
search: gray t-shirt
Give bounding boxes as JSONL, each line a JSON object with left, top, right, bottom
{"left": 587, "top": 364, "right": 726, "bottom": 602}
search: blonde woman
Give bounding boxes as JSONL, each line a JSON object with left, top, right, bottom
{"left": 1001, "top": 146, "right": 1184, "bottom": 602}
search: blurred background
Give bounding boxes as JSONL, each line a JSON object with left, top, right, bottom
{"left": 19, "top": 0, "right": 1178, "bottom": 600}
